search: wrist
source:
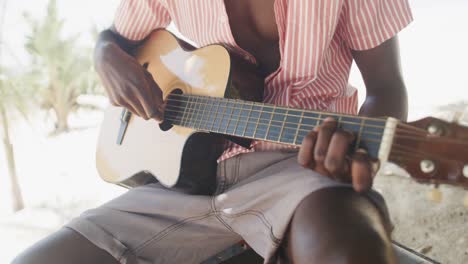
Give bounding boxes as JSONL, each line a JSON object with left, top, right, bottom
{"left": 94, "top": 41, "right": 121, "bottom": 72}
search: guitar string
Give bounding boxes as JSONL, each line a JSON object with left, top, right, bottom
{"left": 167, "top": 93, "right": 390, "bottom": 123}
{"left": 164, "top": 107, "right": 467, "bottom": 164}
{"left": 166, "top": 103, "right": 468, "bottom": 145}
{"left": 166, "top": 95, "right": 388, "bottom": 129}
{"left": 165, "top": 104, "right": 468, "bottom": 145}
{"left": 163, "top": 96, "right": 466, "bottom": 175}
{"left": 389, "top": 143, "right": 463, "bottom": 163}
{"left": 163, "top": 115, "right": 383, "bottom": 146}
{"left": 163, "top": 114, "right": 462, "bottom": 168}
{"left": 393, "top": 134, "right": 468, "bottom": 146}
{"left": 387, "top": 154, "right": 464, "bottom": 184}
{"left": 168, "top": 94, "right": 436, "bottom": 134}
{"left": 168, "top": 93, "right": 435, "bottom": 134}
{"left": 166, "top": 95, "right": 438, "bottom": 137}
{"left": 390, "top": 149, "right": 460, "bottom": 163}
{"left": 165, "top": 107, "right": 383, "bottom": 141}
{"left": 166, "top": 105, "right": 384, "bottom": 136}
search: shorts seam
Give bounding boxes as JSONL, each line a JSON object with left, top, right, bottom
{"left": 211, "top": 196, "right": 237, "bottom": 234}
{"left": 133, "top": 212, "right": 215, "bottom": 253}
{"left": 218, "top": 209, "right": 281, "bottom": 244}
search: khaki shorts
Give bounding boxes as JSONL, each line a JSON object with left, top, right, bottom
{"left": 66, "top": 151, "right": 390, "bottom": 264}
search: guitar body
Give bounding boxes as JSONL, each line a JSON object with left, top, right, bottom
{"left": 96, "top": 30, "right": 264, "bottom": 193}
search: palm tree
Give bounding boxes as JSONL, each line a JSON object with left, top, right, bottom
{"left": 1, "top": 0, "right": 26, "bottom": 212}
{"left": 24, "top": 0, "right": 97, "bottom": 133}
{"left": 0, "top": 70, "right": 30, "bottom": 212}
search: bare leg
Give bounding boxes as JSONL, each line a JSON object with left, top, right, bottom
{"left": 286, "top": 188, "right": 397, "bottom": 264}
{"left": 12, "top": 228, "right": 119, "bottom": 264}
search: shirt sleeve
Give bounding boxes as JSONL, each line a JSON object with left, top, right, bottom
{"left": 113, "top": 0, "right": 171, "bottom": 41}
{"left": 342, "top": 0, "right": 413, "bottom": 50}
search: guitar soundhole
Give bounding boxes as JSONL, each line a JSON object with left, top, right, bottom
{"left": 160, "top": 89, "right": 184, "bottom": 131}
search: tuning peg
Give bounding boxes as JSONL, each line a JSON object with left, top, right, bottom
{"left": 464, "top": 194, "right": 468, "bottom": 208}
{"left": 427, "top": 187, "right": 442, "bottom": 203}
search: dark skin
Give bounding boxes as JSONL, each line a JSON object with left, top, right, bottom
{"left": 14, "top": 0, "right": 407, "bottom": 263}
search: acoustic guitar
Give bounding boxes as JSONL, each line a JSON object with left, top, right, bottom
{"left": 96, "top": 30, "right": 468, "bottom": 194}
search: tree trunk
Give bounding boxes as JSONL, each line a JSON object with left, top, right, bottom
{"left": 53, "top": 106, "right": 69, "bottom": 134}
{"left": 0, "top": 106, "right": 25, "bottom": 212}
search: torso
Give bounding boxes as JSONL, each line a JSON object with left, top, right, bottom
{"left": 224, "top": 0, "right": 280, "bottom": 78}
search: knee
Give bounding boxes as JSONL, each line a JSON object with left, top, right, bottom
{"left": 11, "top": 228, "right": 118, "bottom": 264}
{"left": 287, "top": 188, "right": 396, "bottom": 264}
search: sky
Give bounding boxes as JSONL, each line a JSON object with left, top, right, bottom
{"left": 1, "top": 0, "right": 468, "bottom": 120}
{"left": 1, "top": 0, "right": 121, "bottom": 68}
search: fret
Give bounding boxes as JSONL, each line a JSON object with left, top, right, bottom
{"left": 266, "top": 106, "right": 287, "bottom": 142}
{"left": 362, "top": 119, "right": 386, "bottom": 140}
{"left": 360, "top": 119, "right": 386, "bottom": 158}
{"left": 339, "top": 115, "right": 360, "bottom": 132}
{"left": 180, "top": 96, "right": 191, "bottom": 127}
{"left": 210, "top": 99, "right": 220, "bottom": 132}
{"left": 280, "top": 109, "right": 302, "bottom": 144}
{"left": 193, "top": 96, "right": 202, "bottom": 129}
{"left": 278, "top": 109, "right": 288, "bottom": 143}
{"left": 293, "top": 110, "right": 304, "bottom": 145}
{"left": 198, "top": 96, "right": 209, "bottom": 130}
{"left": 316, "top": 112, "right": 322, "bottom": 127}
{"left": 252, "top": 104, "right": 265, "bottom": 139}
{"left": 355, "top": 118, "right": 365, "bottom": 151}
{"left": 295, "top": 111, "right": 321, "bottom": 145}
{"left": 265, "top": 105, "right": 276, "bottom": 141}
{"left": 244, "top": 104, "right": 261, "bottom": 138}
{"left": 226, "top": 100, "right": 240, "bottom": 135}
{"left": 166, "top": 95, "right": 181, "bottom": 126}
{"left": 214, "top": 99, "right": 227, "bottom": 133}
{"left": 219, "top": 101, "right": 231, "bottom": 134}
{"left": 192, "top": 96, "right": 201, "bottom": 128}
{"left": 203, "top": 97, "right": 215, "bottom": 131}
{"left": 222, "top": 101, "right": 235, "bottom": 134}
{"left": 255, "top": 104, "right": 273, "bottom": 140}
{"left": 231, "top": 103, "right": 241, "bottom": 136}
{"left": 235, "top": 102, "right": 252, "bottom": 137}
{"left": 187, "top": 96, "right": 197, "bottom": 128}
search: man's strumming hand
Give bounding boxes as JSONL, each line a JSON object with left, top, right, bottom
{"left": 95, "top": 42, "right": 165, "bottom": 122}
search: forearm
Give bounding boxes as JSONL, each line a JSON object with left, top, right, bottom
{"left": 358, "top": 79, "right": 408, "bottom": 121}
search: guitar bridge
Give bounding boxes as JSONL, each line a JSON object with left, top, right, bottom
{"left": 116, "top": 108, "right": 132, "bottom": 145}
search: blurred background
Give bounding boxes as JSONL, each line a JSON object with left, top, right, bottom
{"left": 0, "top": 0, "right": 467, "bottom": 263}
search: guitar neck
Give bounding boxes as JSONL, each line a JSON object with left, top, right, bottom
{"left": 164, "top": 94, "right": 394, "bottom": 159}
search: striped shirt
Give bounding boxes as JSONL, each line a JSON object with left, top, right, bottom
{"left": 114, "top": 0, "right": 413, "bottom": 161}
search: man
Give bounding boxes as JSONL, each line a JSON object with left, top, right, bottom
{"left": 14, "top": 0, "right": 412, "bottom": 263}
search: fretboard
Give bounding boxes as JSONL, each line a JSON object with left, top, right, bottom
{"left": 164, "top": 94, "right": 387, "bottom": 158}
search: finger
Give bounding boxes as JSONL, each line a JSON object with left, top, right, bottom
{"left": 124, "top": 94, "right": 148, "bottom": 119}
{"left": 117, "top": 100, "right": 139, "bottom": 117}
{"left": 314, "top": 117, "right": 337, "bottom": 164}
{"left": 324, "top": 129, "right": 355, "bottom": 179}
{"left": 351, "top": 149, "right": 374, "bottom": 192}
{"left": 298, "top": 130, "right": 318, "bottom": 169}
{"left": 140, "top": 73, "right": 164, "bottom": 121}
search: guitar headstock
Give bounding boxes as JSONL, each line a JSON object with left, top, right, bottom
{"left": 388, "top": 117, "right": 468, "bottom": 189}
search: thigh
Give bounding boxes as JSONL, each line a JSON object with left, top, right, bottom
{"left": 13, "top": 227, "right": 118, "bottom": 264}
{"left": 22, "top": 183, "right": 241, "bottom": 264}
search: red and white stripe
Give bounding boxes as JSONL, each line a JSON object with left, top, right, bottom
{"left": 114, "top": 0, "right": 413, "bottom": 161}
